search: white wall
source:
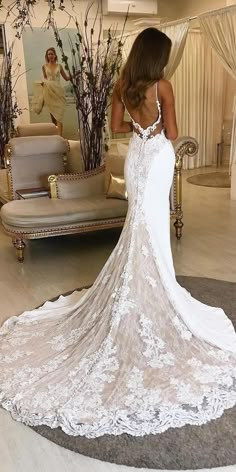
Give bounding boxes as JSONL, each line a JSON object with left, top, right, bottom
{"left": 157, "top": 0, "right": 184, "bottom": 20}
{"left": 175, "top": 0, "right": 226, "bottom": 18}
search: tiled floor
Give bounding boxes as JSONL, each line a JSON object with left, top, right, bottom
{"left": 0, "top": 167, "right": 236, "bottom": 472}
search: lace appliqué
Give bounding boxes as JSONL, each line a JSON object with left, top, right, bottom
{"left": 172, "top": 315, "right": 193, "bottom": 341}
{"left": 187, "top": 358, "right": 236, "bottom": 387}
{"left": 0, "top": 350, "right": 33, "bottom": 364}
{"left": 139, "top": 314, "right": 175, "bottom": 368}
{"left": 142, "top": 245, "right": 149, "bottom": 257}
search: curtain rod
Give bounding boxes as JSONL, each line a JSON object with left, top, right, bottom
{"left": 114, "top": 3, "right": 236, "bottom": 40}
{"left": 157, "top": 3, "right": 236, "bottom": 27}
{"left": 172, "top": 3, "right": 236, "bottom": 24}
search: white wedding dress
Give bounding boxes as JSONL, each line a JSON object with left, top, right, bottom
{"left": 1, "top": 89, "right": 236, "bottom": 438}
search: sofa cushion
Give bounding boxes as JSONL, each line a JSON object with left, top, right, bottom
{"left": 67, "top": 140, "right": 83, "bottom": 173}
{"left": 16, "top": 123, "right": 58, "bottom": 137}
{"left": 107, "top": 173, "right": 128, "bottom": 200}
{"left": 7, "top": 136, "right": 68, "bottom": 198}
{"left": 56, "top": 172, "right": 105, "bottom": 199}
{"left": 105, "top": 154, "right": 125, "bottom": 193}
{"left": 9, "top": 135, "right": 68, "bottom": 157}
{"left": 116, "top": 142, "right": 129, "bottom": 157}
{"left": 1, "top": 196, "right": 128, "bottom": 228}
{"left": 109, "top": 139, "right": 130, "bottom": 157}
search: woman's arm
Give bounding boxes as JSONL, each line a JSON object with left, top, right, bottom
{"left": 60, "top": 65, "right": 71, "bottom": 82}
{"left": 111, "top": 82, "right": 133, "bottom": 134}
{"left": 159, "top": 80, "right": 178, "bottom": 141}
{"left": 42, "top": 65, "right": 47, "bottom": 80}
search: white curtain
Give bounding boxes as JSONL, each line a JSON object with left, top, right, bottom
{"left": 159, "top": 20, "right": 189, "bottom": 80}
{"left": 171, "top": 30, "right": 225, "bottom": 169}
{"left": 122, "top": 33, "right": 137, "bottom": 61}
{"left": 122, "top": 20, "right": 189, "bottom": 80}
{"left": 199, "top": 5, "right": 236, "bottom": 167}
{"left": 230, "top": 97, "right": 236, "bottom": 168}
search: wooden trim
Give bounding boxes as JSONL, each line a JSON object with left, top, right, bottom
{"left": 2, "top": 218, "right": 126, "bottom": 241}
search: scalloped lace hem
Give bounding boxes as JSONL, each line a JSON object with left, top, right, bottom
{"left": 1, "top": 389, "right": 236, "bottom": 438}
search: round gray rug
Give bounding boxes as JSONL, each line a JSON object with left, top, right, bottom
{"left": 187, "top": 171, "right": 230, "bottom": 188}
{"left": 31, "top": 276, "right": 236, "bottom": 470}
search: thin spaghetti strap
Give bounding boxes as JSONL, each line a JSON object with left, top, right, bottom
{"left": 122, "top": 96, "right": 133, "bottom": 123}
{"left": 156, "top": 81, "right": 160, "bottom": 102}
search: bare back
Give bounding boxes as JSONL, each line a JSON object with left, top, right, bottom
{"left": 111, "top": 79, "right": 178, "bottom": 141}
{"left": 124, "top": 82, "right": 163, "bottom": 136}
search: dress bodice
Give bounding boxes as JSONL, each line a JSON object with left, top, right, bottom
{"left": 123, "top": 82, "right": 162, "bottom": 141}
{"left": 44, "top": 63, "right": 61, "bottom": 82}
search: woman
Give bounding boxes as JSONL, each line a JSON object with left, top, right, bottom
{"left": 42, "top": 47, "right": 70, "bottom": 136}
{"left": 0, "top": 28, "right": 236, "bottom": 438}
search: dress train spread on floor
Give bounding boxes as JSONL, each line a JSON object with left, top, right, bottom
{"left": 0, "top": 94, "right": 236, "bottom": 438}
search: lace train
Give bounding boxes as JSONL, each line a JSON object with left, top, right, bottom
{"left": 0, "top": 132, "right": 236, "bottom": 438}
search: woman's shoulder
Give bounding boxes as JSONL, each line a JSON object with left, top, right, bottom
{"left": 158, "top": 79, "right": 173, "bottom": 91}
{"left": 158, "top": 79, "right": 174, "bottom": 99}
{"left": 113, "top": 79, "right": 122, "bottom": 98}
{"left": 158, "top": 79, "right": 172, "bottom": 93}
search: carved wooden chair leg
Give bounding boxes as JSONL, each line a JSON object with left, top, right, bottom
{"left": 12, "top": 238, "right": 25, "bottom": 262}
{"left": 174, "top": 209, "right": 184, "bottom": 240}
{"left": 174, "top": 146, "right": 183, "bottom": 240}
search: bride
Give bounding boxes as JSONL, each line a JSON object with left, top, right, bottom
{"left": 0, "top": 28, "right": 236, "bottom": 438}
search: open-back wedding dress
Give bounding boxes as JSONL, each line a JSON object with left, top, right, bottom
{"left": 1, "top": 86, "right": 236, "bottom": 438}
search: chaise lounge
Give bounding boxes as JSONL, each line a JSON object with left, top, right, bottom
{"left": 0, "top": 135, "right": 198, "bottom": 262}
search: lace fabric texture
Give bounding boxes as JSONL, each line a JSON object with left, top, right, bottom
{"left": 0, "top": 131, "right": 236, "bottom": 438}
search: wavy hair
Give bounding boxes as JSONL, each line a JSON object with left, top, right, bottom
{"left": 45, "top": 47, "right": 58, "bottom": 63}
{"left": 121, "top": 28, "right": 172, "bottom": 108}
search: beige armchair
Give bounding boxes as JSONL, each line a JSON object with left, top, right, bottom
{"left": 0, "top": 136, "right": 198, "bottom": 262}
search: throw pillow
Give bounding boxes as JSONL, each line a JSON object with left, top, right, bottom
{"left": 106, "top": 173, "right": 128, "bottom": 200}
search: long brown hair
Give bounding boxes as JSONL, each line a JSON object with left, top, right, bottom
{"left": 45, "top": 47, "right": 58, "bottom": 63}
{"left": 121, "top": 28, "right": 172, "bottom": 108}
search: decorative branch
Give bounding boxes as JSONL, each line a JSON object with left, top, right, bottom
{"left": 53, "top": 0, "right": 127, "bottom": 170}
{"left": 0, "top": 0, "right": 75, "bottom": 38}
{"left": 0, "top": 44, "right": 22, "bottom": 166}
